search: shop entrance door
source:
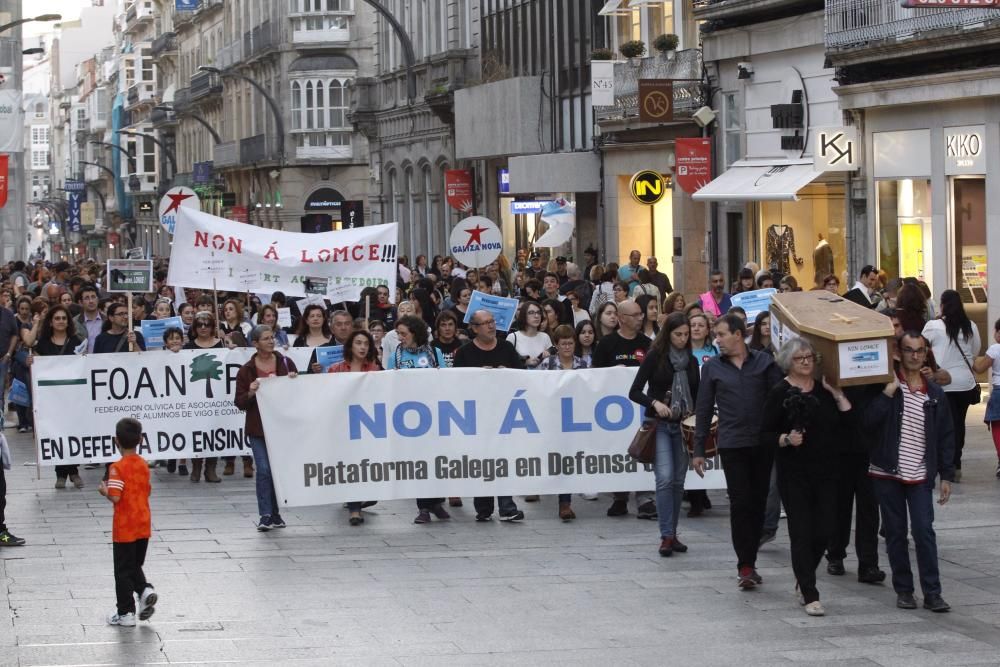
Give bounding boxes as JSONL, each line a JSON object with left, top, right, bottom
{"left": 876, "top": 179, "right": 932, "bottom": 283}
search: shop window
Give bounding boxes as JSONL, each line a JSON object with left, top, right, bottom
{"left": 952, "top": 178, "right": 987, "bottom": 305}
{"left": 876, "top": 179, "right": 932, "bottom": 283}
{"left": 759, "top": 182, "right": 847, "bottom": 289}
{"left": 723, "top": 92, "right": 741, "bottom": 167}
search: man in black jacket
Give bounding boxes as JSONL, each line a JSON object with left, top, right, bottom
{"left": 843, "top": 265, "right": 880, "bottom": 309}
{"left": 861, "top": 331, "right": 954, "bottom": 613}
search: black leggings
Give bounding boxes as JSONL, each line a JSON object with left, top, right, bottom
{"left": 947, "top": 390, "right": 974, "bottom": 470}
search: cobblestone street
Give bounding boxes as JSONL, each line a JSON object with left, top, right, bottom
{"left": 3, "top": 406, "right": 1000, "bottom": 666}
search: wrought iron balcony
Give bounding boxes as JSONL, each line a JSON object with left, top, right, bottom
{"left": 594, "top": 49, "right": 706, "bottom": 124}
{"left": 189, "top": 70, "right": 222, "bottom": 102}
{"left": 826, "top": 0, "right": 1000, "bottom": 53}
{"left": 217, "top": 40, "right": 243, "bottom": 69}
{"left": 693, "top": 0, "right": 821, "bottom": 22}
{"left": 240, "top": 134, "right": 270, "bottom": 163}
{"left": 151, "top": 32, "right": 177, "bottom": 58}
{"left": 126, "top": 81, "right": 157, "bottom": 110}
{"left": 246, "top": 21, "right": 279, "bottom": 59}
{"left": 214, "top": 141, "right": 239, "bottom": 168}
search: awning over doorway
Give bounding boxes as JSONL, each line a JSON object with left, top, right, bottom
{"left": 692, "top": 160, "right": 824, "bottom": 202}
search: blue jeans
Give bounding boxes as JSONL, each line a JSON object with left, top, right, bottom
{"left": 653, "top": 421, "right": 687, "bottom": 538}
{"left": 248, "top": 436, "right": 279, "bottom": 518}
{"left": 873, "top": 478, "right": 941, "bottom": 596}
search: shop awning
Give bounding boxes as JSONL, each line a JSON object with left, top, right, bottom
{"left": 692, "top": 160, "right": 824, "bottom": 202}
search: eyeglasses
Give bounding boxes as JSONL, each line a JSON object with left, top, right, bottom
{"left": 525, "top": 310, "right": 541, "bottom": 316}
{"left": 901, "top": 347, "right": 927, "bottom": 355}
{"left": 792, "top": 355, "right": 815, "bottom": 364}
{"left": 472, "top": 319, "right": 496, "bottom": 327}
{"left": 195, "top": 322, "right": 213, "bottom": 329}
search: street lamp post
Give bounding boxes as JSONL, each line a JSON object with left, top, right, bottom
{"left": 154, "top": 104, "right": 222, "bottom": 144}
{"left": 115, "top": 129, "right": 178, "bottom": 174}
{"left": 89, "top": 140, "right": 137, "bottom": 172}
{"left": 199, "top": 66, "right": 284, "bottom": 160}
{"left": 0, "top": 13, "right": 62, "bottom": 35}
{"left": 359, "top": 0, "right": 416, "bottom": 102}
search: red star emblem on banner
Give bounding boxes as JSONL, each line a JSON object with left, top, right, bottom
{"left": 163, "top": 191, "right": 194, "bottom": 215}
{"left": 464, "top": 224, "right": 487, "bottom": 245}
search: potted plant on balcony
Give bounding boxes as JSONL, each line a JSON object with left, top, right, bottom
{"left": 590, "top": 47, "right": 614, "bottom": 61}
{"left": 653, "top": 34, "right": 679, "bottom": 61}
{"left": 619, "top": 40, "right": 646, "bottom": 65}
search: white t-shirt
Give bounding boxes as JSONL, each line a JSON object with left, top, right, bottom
{"left": 987, "top": 343, "right": 1000, "bottom": 386}
{"left": 508, "top": 330, "right": 552, "bottom": 360}
{"left": 573, "top": 309, "right": 591, "bottom": 327}
{"left": 922, "top": 318, "right": 982, "bottom": 392}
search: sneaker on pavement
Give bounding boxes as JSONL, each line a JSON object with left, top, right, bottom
{"left": 827, "top": 558, "right": 846, "bottom": 576}
{"left": 271, "top": 515, "right": 286, "bottom": 528}
{"left": 430, "top": 504, "right": 451, "bottom": 520}
{"left": 606, "top": 499, "right": 629, "bottom": 516}
{"left": 658, "top": 537, "right": 674, "bottom": 557}
{"left": 414, "top": 511, "right": 432, "bottom": 524}
{"left": 107, "top": 611, "right": 136, "bottom": 627}
{"left": 0, "top": 530, "right": 25, "bottom": 546}
{"left": 636, "top": 501, "right": 657, "bottom": 520}
{"left": 671, "top": 536, "right": 688, "bottom": 553}
{"left": 923, "top": 594, "right": 951, "bottom": 613}
{"left": 737, "top": 566, "right": 757, "bottom": 590}
{"left": 558, "top": 503, "right": 575, "bottom": 522}
{"left": 896, "top": 592, "right": 918, "bottom": 609}
{"left": 498, "top": 510, "right": 524, "bottom": 522}
{"left": 137, "top": 587, "right": 158, "bottom": 621}
{"left": 750, "top": 569, "right": 763, "bottom": 585}
{"left": 256, "top": 515, "right": 273, "bottom": 532}
{"left": 857, "top": 566, "right": 886, "bottom": 584}
{"left": 804, "top": 601, "right": 825, "bottom": 617}
{"left": 475, "top": 512, "right": 492, "bottom": 522}
{"left": 580, "top": 493, "right": 599, "bottom": 501}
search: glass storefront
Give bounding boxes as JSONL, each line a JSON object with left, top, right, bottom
{"left": 876, "top": 178, "right": 933, "bottom": 283}
{"left": 952, "top": 177, "right": 988, "bottom": 305}
{"left": 757, "top": 182, "right": 847, "bottom": 288}
{"left": 616, "top": 174, "right": 674, "bottom": 278}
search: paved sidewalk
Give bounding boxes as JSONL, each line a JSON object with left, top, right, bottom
{"left": 2, "top": 406, "right": 1000, "bottom": 666}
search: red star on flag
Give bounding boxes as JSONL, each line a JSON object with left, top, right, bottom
{"left": 163, "top": 191, "right": 194, "bottom": 215}
{"left": 464, "top": 224, "right": 487, "bottom": 245}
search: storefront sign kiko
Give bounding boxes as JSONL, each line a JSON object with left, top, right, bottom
{"left": 945, "top": 125, "right": 985, "bottom": 175}
{"left": 629, "top": 171, "right": 667, "bottom": 205}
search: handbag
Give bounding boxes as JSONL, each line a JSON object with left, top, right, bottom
{"left": 960, "top": 351, "right": 982, "bottom": 405}
{"left": 9, "top": 378, "right": 30, "bottom": 408}
{"left": 628, "top": 419, "right": 657, "bottom": 464}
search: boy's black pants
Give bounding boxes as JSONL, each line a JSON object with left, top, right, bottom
{"left": 113, "top": 538, "right": 149, "bottom": 615}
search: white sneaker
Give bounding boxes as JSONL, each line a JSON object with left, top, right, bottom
{"left": 580, "top": 493, "right": 599, "bottom": 501}
{"left": 804, "top": 601, "right": 825, "bottom": 617}
{"left": 107, "top": 611, "right": 137, "bottom": 627}
{"left": 137, "top": 587, "right": 158, "bottom": 621}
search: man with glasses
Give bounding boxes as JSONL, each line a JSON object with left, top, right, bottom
{"left": 692, "top": 313, "right": 782, "bottom": 590}
{"left": 862, "top": 332, "right": 954, "bottom": 613}
{"left": 453, "top": 309, "right": 525, "bottom": 522}
{"left": 93, "top": 304, "right": 145, "bottom": 354}
{"left": 593, "top": 301, "right": 655, "bottom": 518}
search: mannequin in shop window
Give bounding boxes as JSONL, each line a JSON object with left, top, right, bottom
{"left": 813, "top": 234, "right": 834, "bottom": 288}
{"left": 765, "top": 223, "right": 804, "bottom": 275}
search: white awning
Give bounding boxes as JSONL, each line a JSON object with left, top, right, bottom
{"left": 692, "top": 160, "right": 824, "bottom": 202}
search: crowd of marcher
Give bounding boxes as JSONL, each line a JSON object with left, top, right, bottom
{"left": 0, "top": 251, "right": 993, "bottom": 620}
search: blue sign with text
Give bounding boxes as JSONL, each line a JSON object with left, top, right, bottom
{"left": 175, "top": 0, "right": 199, "bottom": 10}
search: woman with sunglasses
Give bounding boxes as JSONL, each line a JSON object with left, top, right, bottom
{"left": 183, "top": 312, "right": 224, "bottom": 483}
{"left": 26, "top": 305, "right": 85, "bottom": 489}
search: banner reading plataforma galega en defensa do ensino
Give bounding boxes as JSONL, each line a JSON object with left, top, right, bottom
{"left": 256, "top": 368, "right": 727, "bottom": 507}
{"left": 31, "top": 348, "right": 319, "bottom": 465}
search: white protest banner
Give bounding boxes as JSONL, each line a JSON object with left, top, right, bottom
{"left": 31, "top": 347, "right": 315, "bottom": 465}
{"left": 168, "top": 208, "right": 398, "bottom": 300}
{"left": 257, "top": 368, "right": 726, "bottom": 507}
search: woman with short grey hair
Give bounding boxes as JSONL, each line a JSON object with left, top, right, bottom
{"left": 760, "top": 337, "right": 852, "bottom": 617}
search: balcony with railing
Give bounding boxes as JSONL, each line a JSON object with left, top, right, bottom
{"left": 246, "top": 21, "right": 280, "bottom": 59}
{"left": 240, "top": 134, "right": 271, "bottom": 163}
{"left": 196, "top": 0, "right": 224, "bottom": 16}
{"left": 217, "top": 40, "right": 244, "bottom": 69}
{"left": 150, "top": 107, "right": 176, "bottom": 128}
{"left": 826, "top": 0, "right": 1000, "bottom": 60}
{"left": 214, "top": 140, "right": 239, "bottom": 168}
{"left": 151, "top": 32, "right": 177, "bottom": 59}
{"left": 126, "top": 81, "right": 157, "bottom": 110}
{"left": 189, "top": 70, "right": 222, "bottom": 102}
{"left": 290, "top": 11, "right": 352, "bottom": 45}
{"left": 124, "top": 0, "right": 155, "bottom": 33}
{"left": 594, "top": 49, "right": 706, "bottom": 124}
